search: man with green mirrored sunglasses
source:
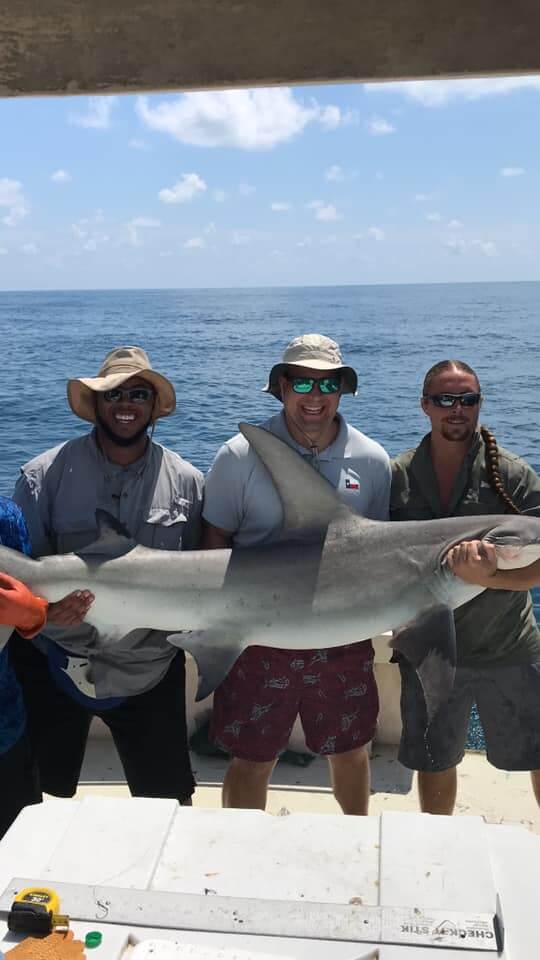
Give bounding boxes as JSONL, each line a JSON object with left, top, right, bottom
{"left": 202, "top": 333, "right": 391, "bottom": 815}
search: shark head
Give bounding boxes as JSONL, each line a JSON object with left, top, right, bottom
{"left": 483, "top": 515, "right": 540, "bottom": 569}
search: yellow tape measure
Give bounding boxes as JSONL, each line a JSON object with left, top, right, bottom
{"left": 8, "top": 886, "right": 69, "bottom": 935}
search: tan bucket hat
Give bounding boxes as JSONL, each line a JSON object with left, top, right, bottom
{"left": 263, "top": 333, "right": 358, "bottom": 400}
{"left": 67, "top": 346, "right": 176, "bottom": 423}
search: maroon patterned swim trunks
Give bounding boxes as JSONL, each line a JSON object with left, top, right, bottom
{"left": 210, "top": 640, "right": 379, "bottom": 761}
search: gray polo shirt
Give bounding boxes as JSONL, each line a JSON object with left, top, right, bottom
{"left": 203, "top": 411, "right": 391, "bottom": 546}
{"left": 391, "top": 432, "right": 540, "bottom": 667}
{"left": 13, "top": 429, "right": 204, "bottom": 699}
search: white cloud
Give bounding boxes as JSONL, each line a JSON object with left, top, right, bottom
{"left": 296, "top": 237, "right": 312, "bottom": 248}
{"left": 321, "top": 106, "right": 358, "bottom": 129}
{"left": 500, "top": 166, "right": 525, "bottom": 177}
{"left": 368, "top": 116, "right": 395, "bottom": 136}
{"left": 214, "top": 189, "right": 227, "bottom": 203}
{"left": 238, "top": 183, "right": 256, "bottom": 196}
{"left": 51, "top": 169, "right": 72, "bottom": 183}
{"left": 0, "top": 247, "right": 7, "bottom": 255}
{"left": 231, "top": 230, "right": 250, "bottom": 246}
{"left": 184, "top": 237, "right": 205, "bottom": 249}
{"left": 448, "top": 219, "right": 463, "bottom": 229}
{"left": 137, "top": 88, "right": 349, "bottom": 150}
{"left": 0, "top": 179, "right": 28, "bottom": 227}
{"left": 368, "top": 226, "right": 385, "bottom": 241}
{"left": 366, "top": 75, "right": 540, "bottom": 107}
{"left": 70, "top": 96, "right": 118, "bottom": 129}
{"left": 325, "top": 164, "right": 345, "bottom": 182}
{"left": 204, "top": 222, "right": 217, "bottom": 235}
{"left": 270, "top": 202, "right": 291, "bottom": 212}
{"left": 426, "top": 212, "right": 442, "bottom": 222}
{"left": 445, "top": 236, "right": 466, "bottom": 255}
{"left": 129, "top": 138, "right": 150, "bottom": 151}
{"left": 21, "top": 242, "right": 38, "bottom": 255}
{"left": 316, "top": 204, "right": 340, "bottom": 222}
{"left": 82, "top": 234, "right": 110, "bottom": 252}
{"left": 444, "top": 236, "right": 498, "bottom": 257}
{"left": 127, "top": 216, "right": 160, "bottom": 246}
{"left": 476, "top": 240, "right": 498, "bottom": 257}
{"left": 132, "top": 216, "right": 160, "bottom": 228}
{"left": 71, "top": 212, "right": 110, "bottom": 250}
{"left": 308, "top": 200, "right": 341, "bottom": 222}
{"left": 375, "top": 171, "right": 384, "bottom": 181}
{"left": 414, "top": 193, "right": 428, "bottom": 202}
{"left": 159, "top": 173, "right": 207, "bottom": 204}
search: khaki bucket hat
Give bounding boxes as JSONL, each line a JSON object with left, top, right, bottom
{"left": 263, "top": 333, "right": 358, "bottom": 400}
{"left": 67, "top": 346, "right": 176, "bottom": 423}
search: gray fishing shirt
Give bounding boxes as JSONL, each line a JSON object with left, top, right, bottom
{"left": 203, "top": 411, "right": 391, "bottom": 545}
{"left": 391, "top": 432, "right": 540, "bottom": 667}
{"left": 13, "top": 430, "right": 204, "bottom": 699}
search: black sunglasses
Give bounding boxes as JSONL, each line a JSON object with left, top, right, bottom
{"left": 102, "top": 386, "right": 155, "bottom": 404}
{"left": 425, "top": 392, "right": 482, "bottom": 408}
{"left": 287, "top": 375, "right": 341, "bottom": 395}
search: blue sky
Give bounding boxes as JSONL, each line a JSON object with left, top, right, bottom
{"left": 1, "top": 76, "right": 539, "bottom": 289}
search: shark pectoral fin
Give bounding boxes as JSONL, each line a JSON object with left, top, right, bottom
{"left": 391, "top": 604, "right": 457, "bottom": 724}
{"left": 167, "top": 631, "right": 245, "bottom": 702}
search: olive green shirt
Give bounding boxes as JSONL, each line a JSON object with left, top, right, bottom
{"left": 391, "top": 432, "right": 540, "bottom": 667}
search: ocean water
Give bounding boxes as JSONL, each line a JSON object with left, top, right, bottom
{"left": 1, "top": 282, "right": 539, "bottom": 748}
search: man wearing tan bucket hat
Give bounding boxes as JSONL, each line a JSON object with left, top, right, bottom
{"left": 202, "top": 334, "right": 391, "bottom": 814}
{"left": 11, "top": 346, "right": 204, "bottom": 805}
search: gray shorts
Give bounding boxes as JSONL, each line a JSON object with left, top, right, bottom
{"left": 397, "top": 657, "right": 540, "bottom": 772}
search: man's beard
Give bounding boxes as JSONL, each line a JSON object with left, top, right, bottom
{"left": 441, "top": 421, "right": 476, "bottom": 443}
{"left": 96, "top": 411, "right": 151, "bottom": 448}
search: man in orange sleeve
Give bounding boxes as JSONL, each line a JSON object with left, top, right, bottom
{"left": 0, "top": 498, "right": 89, "bottom": 838}
{"left": 0, "top": 573, "right": 48, "bottom": 639}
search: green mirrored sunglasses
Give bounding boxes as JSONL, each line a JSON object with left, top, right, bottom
{"left": 287, "top": 375, "right": 341, "bottom": 395}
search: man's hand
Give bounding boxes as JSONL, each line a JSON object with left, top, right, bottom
{"left": 47, "top": 590, "right": 94, "bottom": 627}
{"left": 0, "top": 572, "right": 48, "bottom": 637}
{"left": 446, "top": 540, "right": 498, "bottom": 586}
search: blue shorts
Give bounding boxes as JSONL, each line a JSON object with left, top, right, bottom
{"left": 397, "top": 658, "right": 540, "bottom": 772}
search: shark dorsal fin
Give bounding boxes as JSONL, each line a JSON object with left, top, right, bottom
{"left": 77, "top": 510, "right": 136, "bottom": 559}
{"left": 239, "top": 421, "right": 353, "bottom": 535}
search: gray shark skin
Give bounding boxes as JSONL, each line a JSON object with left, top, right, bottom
{"left": 1, "top": 422, "right": 540, "bottom": 721}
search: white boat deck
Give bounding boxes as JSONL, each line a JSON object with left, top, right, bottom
{"left": 76, "top": 732, "right": 540, "bottom": 833}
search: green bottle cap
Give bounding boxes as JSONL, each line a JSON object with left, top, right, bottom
{"left": 85, "top": 931, "right": 103, "bottom": 949}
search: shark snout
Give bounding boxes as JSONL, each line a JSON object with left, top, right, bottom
{"left": 488, "top": 517, "right": 540, "bottom": 569}
{"left": 494, "top": 541, "right": 540, "bottom": 569}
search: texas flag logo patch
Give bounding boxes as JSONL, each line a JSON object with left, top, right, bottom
{"left": 345, "top": 478, "right": 360, "bottom": 490}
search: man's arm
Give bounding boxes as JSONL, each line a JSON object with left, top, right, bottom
{"left": 200, "top": 520, "right": 233, "bottom": 550}
{"left": 447, "top": 540, "right": 540, "bottom": 590}
{"left": 371, "top": 455, "right": 392, "bottom": 521}
{"left": 179, "top": 471, "right": 205, "bottom": 550}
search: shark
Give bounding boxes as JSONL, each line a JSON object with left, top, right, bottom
{"left": 2, "top": 423, "right": 540, "bottom": 720}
